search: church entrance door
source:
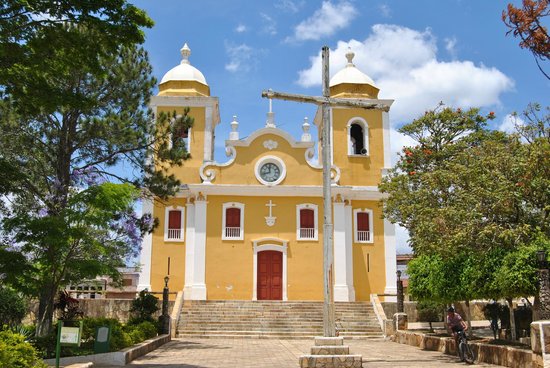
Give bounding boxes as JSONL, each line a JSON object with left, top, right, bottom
{"left": 257, "top": 250, "right": 282, "bottom": 300}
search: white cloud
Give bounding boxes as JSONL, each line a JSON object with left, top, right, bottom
{"left": 286, "top": 1, "right": 357, "bottom": 42}
{"left": 225, "top": 43, "right": 255, "bottom": 73}
{"left": 275, "top": 0, "right": 304, "bottom": 13}
{"left": 379, "top": 4, "right": 391, "bottom": 18}
{"left": 261, "top": 13, "right": 277, "bottom": 35}
{"left": 445, "top": 37, "right": 457, "bottom": 59}
{"left": 297, "top": 24, "right": 514, "bottom": 124}
{"left": 498, "top": 113, "right": 525, "bottom": 133}
{"left": 235, "top": 24, "right": 247, "bottom": 33}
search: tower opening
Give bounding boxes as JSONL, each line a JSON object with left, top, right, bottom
{"left": 350, "top": 123, "right": 365, "bottom": 155}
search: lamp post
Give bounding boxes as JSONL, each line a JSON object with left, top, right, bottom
{"left": 397, "top": 270, "right": 404, "bottom": 313}
{"left": 537, "top": 250, "right": 550, "bottom": 320}
{"left": 161, "top": 276, "right": 170, "bottom": 334}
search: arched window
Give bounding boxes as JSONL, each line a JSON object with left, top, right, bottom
{"left": 222, "top": 202, "right": 245, "bottom": 240}
{"left": 296, "top": 204, "right": 318, "bottom": 240}
{"left": 169, "top": 114, "right": 191, "bottom": 155}
{"left": 347, "top": 118, "right": 369, "bottom": 156}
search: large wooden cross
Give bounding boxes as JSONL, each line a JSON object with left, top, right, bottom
{"left": 262, "top": 46, "right": 389, "bottom": 337}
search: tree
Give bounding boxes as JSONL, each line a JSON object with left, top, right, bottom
{"left": 416, "top": 300, "right": 444, "bottom": 333}
{"left": 502, "top": 0, "right": 550, "bottom": 79}
{"left": 0, "top": 2, "right": 192, "bottom": 336}
{"left": 382, "top": 103, "right": 550, "bottom": 339}
{"left": 0, "top": 287, "right": 27, "bottom": 328}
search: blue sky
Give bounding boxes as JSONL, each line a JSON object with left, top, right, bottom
{"left": 130, "top": 0, "right": 548, "bottom": 253}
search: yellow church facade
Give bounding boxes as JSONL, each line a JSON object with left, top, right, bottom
{"left": 137, "top": 44, "right": 397, "bottom": 302}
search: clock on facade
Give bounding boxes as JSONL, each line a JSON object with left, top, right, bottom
{"left": 259, "top": 163, "right": 281, "bottom": 182}
{"left": 255, "top": 155, "right": 286, "bottom": 186}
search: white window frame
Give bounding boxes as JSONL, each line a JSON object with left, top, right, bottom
{"left": 347, "top": 117, "right": 369, "bottom": 156}
{"left": 296, "top": 203, "right": 318, "bottom": 241}
{"left": 222, "top": 202, "right": 245, "bottom": 240}
{"left": 353, "top": 208, "right": 373, "bottom": 243}
{"left": 164, "top": 206, "right": 185, "bottom": 242}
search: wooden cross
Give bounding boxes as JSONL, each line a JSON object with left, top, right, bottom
{"left": 262, "top": 46, "right": 391, "bottom": 337}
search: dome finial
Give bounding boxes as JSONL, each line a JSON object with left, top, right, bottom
{"left": 345, "top": 47, "right": 355, "bottom": 66}
{"left": 181, "top": 43, "right": 191, "bottom": 64}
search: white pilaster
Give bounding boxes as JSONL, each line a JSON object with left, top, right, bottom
{"left": 204, "top": 106, "right": 213, "bottom": 162}
{"left": 190, "top": 195, "right": 207, "bottom": 300}
{"left": 183, "top": 201, "right": 195, "bottom": 299}
{"left": 137, "top": 199, "right": 154, "bottom": 291}
{"left": 344, "top": 202, "right": 355, "bottom": 300}
{"left": 381, "top": 111, "right": 392, "bottom": 176}
{"left": 383, "top": 218, "right": 397, "bottom": 302}
{"left": 333, "top": 199, "right": 355, "bottom": 301}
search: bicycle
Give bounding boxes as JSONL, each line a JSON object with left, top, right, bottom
{"left": 456, "top": 329, "right": 475, "bottom": 364}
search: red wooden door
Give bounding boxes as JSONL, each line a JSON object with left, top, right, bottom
{"left": 257, "top": 251, "right": 282, "bottom": 300}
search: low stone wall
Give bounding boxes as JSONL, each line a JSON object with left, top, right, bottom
{"left": 394, "top": 330, "right": 535, "bottom": 368}
{"left": 44, "top": 334, "right": 170, "bottom": 366}
{"left": 382, "top": 301, "right": 489, "bottom": 323}
{"left": 25, "top": 299, "right": 175, "bottom": 324}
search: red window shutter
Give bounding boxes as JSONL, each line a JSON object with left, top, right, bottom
{"left": 168, "top": 210, "right": 181, "bottom": 229}
{"left": 226, "top": 208, "right": 240, "bottom": 227}
{"left": 300, "top": 209, "right": 314, "bottom": 229}
{"left": 357, "top": 212, "right": 369, "bottom": 231}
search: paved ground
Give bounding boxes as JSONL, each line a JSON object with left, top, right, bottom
{"left": 97, "top": 337, "right": 498, "bottom": 367}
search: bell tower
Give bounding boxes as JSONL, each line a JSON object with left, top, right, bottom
{"left": 320, "top": 48, "right": 393, "bottom": 187}
{"left": 150, "top": 43, "right": 220, "bottom": 182}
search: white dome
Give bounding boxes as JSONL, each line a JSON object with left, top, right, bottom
{"left": 160, "top": 43, "right": 208, "bottom": 86}
{"left": 329, "top": 48, "right": 377, "bottom": 88}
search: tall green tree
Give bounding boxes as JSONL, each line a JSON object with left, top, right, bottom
{"left": 382, "top": 103, "right": 550, "bottom": 338}
{"left": 0, "top": 1, "right": 192, "bottom": 336}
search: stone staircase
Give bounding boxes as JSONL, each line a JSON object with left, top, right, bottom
{"left": 176, "top": 300, "right": 382, "bottom": 339}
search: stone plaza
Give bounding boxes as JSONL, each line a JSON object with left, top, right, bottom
{"left": 97, "top": 337, "right": 496, "bottom": 368}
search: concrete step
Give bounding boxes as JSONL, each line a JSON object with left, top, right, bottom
{"left": 177, "top": 301, "right": 382, "bottom": 339}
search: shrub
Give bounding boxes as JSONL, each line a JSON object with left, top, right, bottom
{"left": 54, "top": 290, "right": 83, "bottom": 321}
{"left": 124, "top": 321, "right": 157, "bottom": 344}
{"left": 0, "top": 287, "right": 27, "bottom": 328}
{"left": 81, "top": 317, "right": 132, "bottom": 352}
{"left": 130, "top": 290, "right": 159, "bottom": 324}
{"left": 0, "top": 330, "right": 47, "bottom": 368}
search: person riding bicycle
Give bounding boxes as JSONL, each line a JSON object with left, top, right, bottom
{"left": 447, "top": 307, "right": 469, "bottom": 360}
{"left": 447, "top": 306, "right": 468, "bottom": 335}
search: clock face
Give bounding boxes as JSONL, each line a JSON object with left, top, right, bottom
{"left": 259, "top": 163, "right": 281, "bottom": 182}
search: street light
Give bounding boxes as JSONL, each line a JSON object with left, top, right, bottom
{"left": 396, "top": 270, "right": 404, "bottom": 313}
{"left": 161, "top": 276, "right": 170, "bottom": 334}
{"left": 537, "top": 250, "right": 550, "bottom": 320}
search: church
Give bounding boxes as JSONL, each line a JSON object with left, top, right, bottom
{"left": 137, "top": 43, "right": 397, "bottom": 303}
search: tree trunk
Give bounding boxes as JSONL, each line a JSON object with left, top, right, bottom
{"left": 533, "top": 294, "right": 541, "bottom": 321}
{"left": 506, "top": 297, "right": 516, "bottom": 341}
{"left": 465, "top": 300, "right": 473, "bottom": 337}
{"left": 36, "top": 284, "right": 57, "bottom": 337}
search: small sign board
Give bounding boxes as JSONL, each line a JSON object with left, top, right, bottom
{"left": 60, "top": 326, "right": 81, "bottom": 346}
{"left": 94, "top": 325, "right": 111, "bottom": 354}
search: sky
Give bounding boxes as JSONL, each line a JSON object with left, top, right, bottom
{"left": 130, "top": 0, "right": 549, "bottom": 253}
